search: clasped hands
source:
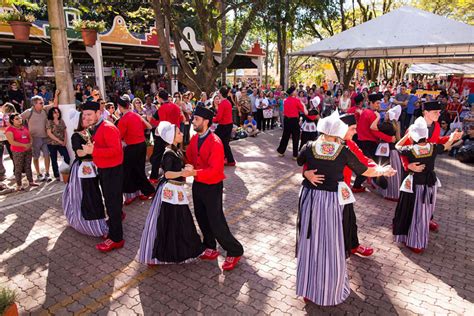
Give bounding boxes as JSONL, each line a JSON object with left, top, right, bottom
{"left": 181, "top": 164, "right": 196, "bottom": 177}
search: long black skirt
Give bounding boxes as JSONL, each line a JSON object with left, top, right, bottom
{"left": 342, "top": 203, "right": 359, "bottom": 257}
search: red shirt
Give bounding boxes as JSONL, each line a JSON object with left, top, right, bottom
{"left": 92, "top": 120, "right": 124, "bottom": 168}
{"left": 6, "top": 126, "right": 30, "bottom": 152}
{"left": 117, "top": 111, "right": 147, "bottom": 145}
{"left": 357, "top": 109, "right": 393, "bottom": 143}
{"left": 346, "top": 106, "right": 362, "bottom": 122}
{"left": 213, "top": 99, "right": 233, "bottom": 125}
{"left": 343, "top": 139, "right": 376, "bottom": 185}
{"left": 150, "top": 102, "right": 183, "bottom": 127}
{"left": 185, "top": 131, "right": 225, "bottom": 184}
{"left": 283, "top": 96, "right": 305, "bottom": 118}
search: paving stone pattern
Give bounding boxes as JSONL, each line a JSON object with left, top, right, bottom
{"left": 1, "top": 129, "right": 473, "bottom": 315}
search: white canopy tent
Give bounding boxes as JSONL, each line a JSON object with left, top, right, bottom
{"left": 406, "top": 63, "right": 474, "bottom": 75}
{"left": 290, "top": 6, "right": 474, "bottom": 62}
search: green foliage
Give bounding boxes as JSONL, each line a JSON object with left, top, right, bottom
{"left": 412, "top": 0, "right": 474, "bottom": 24}
{"left": 72, "top": 19, "right": 106, "bottom": 32}
{"left": 0, "top": 287, "right": 17, "bottom": 315}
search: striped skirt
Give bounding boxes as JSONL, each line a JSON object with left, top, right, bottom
{"left": 62, "top": 160, "right": 109, "bottom": 237}
{"left": 296, "top": 187, "right": 350, "bottom": 306}
{"left": 375, "top": 149, "right": 402, "bottom": 200}
{"left": 137, "top": 182, "right": 203, "bottom": 265}
{"left": 394, "top": 185, "right": 437, "bottom": 249}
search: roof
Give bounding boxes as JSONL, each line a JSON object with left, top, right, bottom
{"left": 290, "top": 6, "right": 474, "bottom": 62}
{"left": 406, "top": 63, "right": 474, "bottom": 74}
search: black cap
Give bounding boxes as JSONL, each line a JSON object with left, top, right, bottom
{"left": 423, "top": 101, "right": 442, "bottom": 111}
{"left": 117, "top": 96, "right": 130, "bottom": 108}
{"left": 158, "top": 90, "right": 169, "bottom": 101}
{"left": 219, "top": 87, "right": 228, "bottom": 97}
{"left": 354, "top": 93, "right": 364, "bottom": 104}
{"left": 287, "top": 86, "right": 296, "bottom": 95}
{"left": 340, "top": 114, "right": 357, "bottom": 126}
{"left": 194, "top": 105, "right": 214, "bottom": 120}
{"left": 81, "top": 101, "right": 100, "bottom": 111}
{"left": 368, "top": 93, "right": 383, "bottom": 102}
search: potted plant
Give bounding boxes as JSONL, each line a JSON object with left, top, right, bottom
{"left": 0, "top": 287, "right": 18, "bottom": 316}
{"left": 73, "top": 20, "right": 106, "bottom": 47}
{"left": 0, "top": 11, "right": 36, "bottom": 41}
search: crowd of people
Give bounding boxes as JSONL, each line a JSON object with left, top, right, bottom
{"left": 0, "top": 75, "right": 472, "bottom": 306}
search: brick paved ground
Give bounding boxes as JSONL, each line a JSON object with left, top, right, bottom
{"left": 1, "top": 129, "right": 473, "bottom": 315}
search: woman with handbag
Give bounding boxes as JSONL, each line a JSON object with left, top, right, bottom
{"left": 254, "top": 90, "right": 266, "bottom": 131}
{"left": 262, "top": 91, "right": 275, "bottom": 131}
{"left": 62, "top": 112, "right": 108, "bottom": 238}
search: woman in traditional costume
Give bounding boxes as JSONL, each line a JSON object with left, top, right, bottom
{"left": 137, "top": 121, "right": 204, "bottom": 265}
{"left": 297, "top": 110, "right": 395, "bottom": 306}
{"left": 299, "top": 96, "right": 320, "bottom": 150}
{"left": 370, "top": 105, "right": 403, "bottom": 201}
{"left": 62, "top": 111, "right": 108, "bottom": 237}
{"left": 393, "top": 117, "right": 456, "bottom": 253}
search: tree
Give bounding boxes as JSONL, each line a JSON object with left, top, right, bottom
{"left": 412, "top": 0, "right": 474, "bottom": 25}
{"left": 151, "top": 0, "right": 266, "bottom": 95}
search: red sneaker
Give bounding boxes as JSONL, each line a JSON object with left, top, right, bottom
{"left": 139, "top": 193, "right": 155, "bottom": 200}
{"left": 408, "top": 246, "right": 423, "bottom": 254}
{"left": 149, "top": 178, "right": 159, "bottom": 185}
{"left": 96, "top": 239, "right": 125, "bottom": 252}
{"left": 351, "top": 245, "right": 374, "bottom": 257}
{"left": 351, "top": 187, "right": 366, "bottom": 193}
{"left": 225, "top": 162, "right": 236, "bottom": 167}
{"left": 303, "top": 297, "right": 311, "bottom": 304}
{"left": 124, "top": 197, "right": 137, "bottom": 206}
{"left": 199, "top": 248, "right": 219, "bottom": 260}
{"left": 429, "top": 220, "right": 439, "bottom": 232}
{"left": 222, "top": 256, "right": 241, "bottom": 271}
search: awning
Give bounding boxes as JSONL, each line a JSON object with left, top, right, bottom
{"left": 290, "top": 6, "right": 474, "bottom": 63}
{"left": 406, "top": 63, "right": 474, "bottom": 74}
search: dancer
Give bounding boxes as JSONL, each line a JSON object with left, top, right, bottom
{"left": 370, "top": 105, "right": 403, "bottom": 201}
{"left": 299, "top": 96, "right": 320, "bottom": 150}
{"left": 116, "top": 96, "right": 155, "bottom": 205}
{"left": 393, "top": 117, "right": 457, "bottom": 253}
{"left": 398, "top": 101, "right": 463, "bottom": 231}
{"left": 214, "top": 87, "right": 236, "bottom": 166}
{"left": 138, "top": 121, "right": 205, "bottom": 265}
{"left": 277, "top": 86, "right": 308, "bottom": 160}
{"left": 185, "top": 106, "right": 244, "bottom": 271}
{"left": 81, "top": 101, "right": 125, "bottom": 252}
{"left": 62, "top": 112, "right": 108, "bottom": 237}
{"left": 297, "top": 111, "right": 395, "bottom": 306}
{"left": 149, "top": 90, "right": 183, "bottom": 183}
{"left": 340, "top": 114, "right": 375, "bottom": 257}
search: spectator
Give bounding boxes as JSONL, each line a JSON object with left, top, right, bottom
{"left": 8, "top": 81, "right": 24, "bottom": 113}
{"left": 379, "top": 91, "right": 392, "bottom": 121}
{"left": 181, "top": 92, "right": 193, "bottom": 145}
{"left": 105, "top": 102, "right": 117, "bottom": 123}
{"left": 21, "top": 92, "right": 59, "bottom": 182}
{"left": 38, "top": 86, "right": 53, "bottom": 104}
{"left": 392, "top": 84, "right": 409, "bottom": 131}
{"left": 403, "top": 89, "right": 419, "bottom": 132}
{"left": 446, "top": 94, "right": 463, "bottom": 122}
{"left": 196, "top": 92, "right": 209, "bottom": 107}
{"left": 132, "top": 98, "right": 145, "bottom": 115}
{"left": 74, "top": 84, "right": 83, "bottom": 105}
{"left": 298, "top": 90, "right": 308, "bottom": 107}
{"left": 237, "top": 88, "right": 251, "bottom": 125}
{"left": 5, "top": 113, "right": 39, "bottom": 191}
{"left": 243, "top": 114, "right": 259, "bottom": 137}
{"left": 46, "top": 107, "right": 71, "bottom": 180}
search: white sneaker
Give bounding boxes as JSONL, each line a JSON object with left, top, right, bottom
{"left": 44, "top": 174, "right": 52, "bottom": 182}
{"left": 36, "top": 174, "right": 45, "bottom": 182}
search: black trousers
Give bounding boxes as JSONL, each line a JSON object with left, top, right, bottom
{"left": 256, "top": 109, "right": 263, "bottom": 130}
{"left": 299, "top": 131, "right": 318, "bottom": 150}
{"left": 342, "top": 203, "right": 359, "bottom": 256}
{"left": 123, "top": 142, "right": 155, "bottom": 196}
{"left": 150, "top": 135, "right": 167, "bottom": 179}
{"left": 98, "top": 165, "right": 123, "bottom": 242}
{"left": 353, "top": 140, "right": 378, "bottom": 188}
{"left": 192, "top": 181, "right": 244, "bottom": 257}
{"left": 214, "top": 124, "right": 235, "bottom": 163}
{"left": 277, "top": 117, "right": 300, "bottom": 158}
{"left": 47, "top": 144, "right": 71, "bottom": 178}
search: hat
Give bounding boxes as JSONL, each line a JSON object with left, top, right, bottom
{"left": 286, "top": 86, "right": 296, "bottom": 95}
{"left": 310, "top": 96, "right": 321, "bottom": 108}
{"left": 354, "top": 93, "right": 364, "bottom": 104}
{"left": 368, "top": 93, "right": 383, "bottom": 102}
{"left": 409, "top": 117, "right": 428, "bottom": 142}
{"left": 387, "top": 105, "right": 402, "bottom": 121}
{"left": 157, "top": 121, "right": 176, "bottom": 145}
{"left": 194, "top": 105, "right": 214, "bottom": 120}
{"left": 339, "top": 114, "right": 356, "bottom": 126}
{"left": 423, "top": 101, "right": 442, "bottom": 111}
{"left": 81, "top": 101, "right": 100, "bottom": 111}
{"left": 117, "top": 96, "right": 130, "bottom": 108}
{"left": 317, "top": 110, "right": 348, "bottom": 139}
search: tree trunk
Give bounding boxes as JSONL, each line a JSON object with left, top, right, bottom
{"left": 220, "top": 0, "right": 227, "bottom": 86}
{"left": 264, "top": 28, "right": 269, "bottom": 86}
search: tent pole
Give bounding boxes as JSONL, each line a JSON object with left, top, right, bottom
{"left": 284, "top": 54, "right": 290, "bottom": 89}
